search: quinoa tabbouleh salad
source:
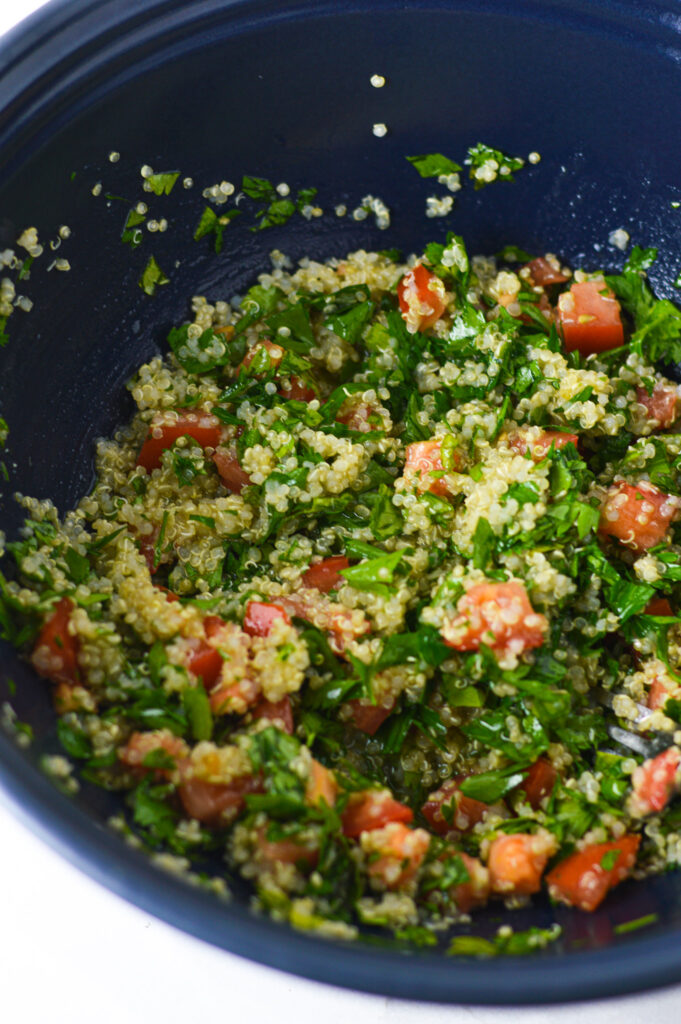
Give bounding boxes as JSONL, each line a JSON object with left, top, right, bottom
{"left": 5, "top": 231, "right": 681, "bottom": 946}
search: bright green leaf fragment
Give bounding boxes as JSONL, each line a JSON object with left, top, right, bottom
{"left": 406, "top": 153, "right": 462, "bottom": 178}
{"left": 182, "top": 685, "right": 213, "bottom": 741}
{"left": 0, "top": 316, "right": 9, "bottom": 348}
{"left": 139, "top": 255, "right": 169, "bottom": 295}
{"left": 0, "top": 416, "right": 8, "bottom": 447}
{"left": 613, "top": 913, "right": 658, "bottom": 935}
{"left": 448, "top": 924, "right": 561, "bottom": 957}
{"left": 146, "top": 171, "right": 180, "bottom": 196}
{"left": 467, "top": 142, "right": 525, "bottom": 189}
{"left": 193, "top": 206, "right": 241, "bottom": 254}
{"left": 122, "top": 207, "right": 146, "bottom": 248}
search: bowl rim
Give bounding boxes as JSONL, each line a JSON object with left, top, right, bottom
{"left": 3, "top": 0, "right": 681, "bottom": 1004}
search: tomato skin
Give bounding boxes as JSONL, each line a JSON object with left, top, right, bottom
{"left": 305, "top": 759, "right": 337, "bottom": 807}
{"left": 629, "top": 747, "right": 681, "bottom": 816}
{"left": 557, "top": 280, "right": 624, "bottom": 355}
{"left": 336, "top": 402, "right": 377, "bottom": 433}
{"left": 648, "top": 675, "right": 672, "bottom": 711}
{"left": 31, "top": 597, "right": 80, "bottom": 686}
{"left": 526, "top": 257, "right": 568, "bottom": 287}
{"left": 421, "top": 777, "right": 490, "bottom": 835}
{"left": 302, "top": 556, "right": 350, "bottom": 592}
{"left": 277, "top": 591, "right": 370, "bottom": 654}
{"left": 178, "top": 773, "right": 262, "bottom": 825}
{"left": 243, "top": 600, "right": 291, "bottom": 637}
{"left": 488, "top": 832, "right": 556, "bottom": 896}
{"left": 279, "top": 377, "right": 316, "bottom": 402}
{"left": 508, "top": 430, "right": 578, "bottom": 461}
{"left": 442, "top": 580, "right": 547, "bottom": 656}
{"left": 546, "top": 835, "right": 640, "bottom": 912}
{"left": 598, "top": 481, "right": 680, "bottom": 554}
{"left": 347, "top": 699, "right": 394, "bottom": 736}
{"left": 241, "top": 339, "right": 313, "bottom": 401}
{"left": 645, "top": 597, "right": 673, "bottom": 617}
{"left": 254, "top": 695, "right": 294, "bottom": 734}
{"left": 341, "top": 790, "right": 414, "bottom": 838}
{"left": 636, "top": 384, "right": 679, "bottom": 428}
{"left": 404, "top": 439, "right": 460, "bottom": 496}
{"left": 448, "top": 851, "right": 491, "bottom": 913}
{"left": 241, "top": 338, "right": 285, "bottom": 371}
{"left": 136, "top": 411, "right": 222, "bottom": 471}
{"left": 363, "top": 822, "right": 431, "bottom": 890}
{"left": 397, "top": 264, "right": 447, "bottom": 332}
{"left": 520, "top": 758, "right": 558, "bottom": 810}
{"left": 255, "top": 827, "right": 319, "bottom": 869}
{"left": 212, "top": 446, "right": 252, "bottom": 493}
{"left": 185, "top": 638, "right": 223, "bottom": 689}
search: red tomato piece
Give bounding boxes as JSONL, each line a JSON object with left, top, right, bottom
{"left": 442, "top": 580, "right": 547, "bottom": 656}
{"left": 241, "top": 338, "right": 285, "bottom": 371}
{"left": 209, "top": 675, "right": 261, "bottom": 715}
{"left": 253, "top": 695, "right": 294, "bottom": 734}
{"left": 525, "top": 257, "right": 568, "bottom": 288}
{"left": 508, "top": 429, "right": 579, "bottom": 461}
{"left": 156, "top": 585, "right": 179, "bottom": 603}
{"left": 118, "top": 729, "right": 188, "bottom": 778}
{"left": 520, "top": 757, "right": 558, "bottom": 810}
{"left": 336, "top": 402, "right": 378, "bottom": 433}
{"left": 404, "top": 439, "right": 459, "bottom": 496}
{"left": 598, "top": 481, "right": 680, "bottom": 554}
{"left": 629, "top": 747, "right": 681, "bottom": 816}
{"left": 31, "top": 597, "right": 80, "bottom": 686}
{"left": 212, "top": 446, "right": 252, "bottom": 494}
{"left": 277, "top": 592, "right": 370, "bottom": 654}
{"left": 279, "top": 377, "right": 316, "bottom": 402}
{"left": 178, "top": 773, "right": 262, "bottom": 825}
{"left": 447, "top": 851, "right": 491, "bottom": 913}
{"left": 636, "top": 384, "right": 679, "bottom": 428}
{"left": 397, "top": 263, "right": 447, "bottom": 333}
{"left": 184, "top": 638, "right": 223, "bottom": 689}
{"left": 302, "top": 556, "right": 350, "bottom": 593}
{"left": 546, "top": 835, "right": 640, "bottom": 912}
{"left": 243, "top": 600, "right": 291, "bottom": 637}
{"left": 136, "top": 411, "right": 222, "bottom": 472}
{"left": 648, "top": 675, "right": 673, "bottom": 711}
{"left": 557, "top": 279, "right": 624, "bottom": 356}
{"left": 421, "top": 777, "right": 490, "bottom": 835}
{"left": 645, "top": 597, "right": 673, "bottom": 617}
{"left": 488, "top": 832, "right": 556, "bottom": 896}
{"left": 341, "top": 790, "right": 414, "bottom": 838}
{"left": 305, "top": 759, "right": 337, "bottom": 808}
{"left": 347, "top": 699, "right": 394, "bottom": 736}
{"left": 255, "top": 827, "right": 319, "bottom": 869}
{"left": 364, "top": 822, "right": 431, "bottom": 890}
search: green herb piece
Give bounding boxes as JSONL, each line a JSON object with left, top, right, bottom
{"left": 0, "top": 416, "right": 8, "bottom": 447}
{"left": 459, "top": 767, "right": 528, "bottom": 803}
{"left": 324, "top": 300, "right": 375, "bottom": 345}
{"left": 613, "top": 914, "right": 658, "bottom": 935}
{"left": 600, "top": 849, "right": 619, "bottom": 871}
{"left": 340, "top": 550, "right": 405, "bottom": 596}
{"left": 122, "top": 207, "right": 145, "bottom": 248}
{"left": 193, "top": 206, "right": 241, "bottom": 254}
{"left": 406, "top": 153, "right": 462, "bottom": 178}
{"left": 167, "top": 324, "right": 236, "bottom": 374}
{"left": 64, "top": 548, "right": 90, "bottom": 584}
{"left": 154, "top": 511, "right": 169, "bottom": 569}
{"left": 472, "top": 516, "right": 495, "bottom": 569}
{"left": 139, "top": 255, "right": 169, "bottom": 296}
{"left": 182, "top": 685, "right": 213, "bottom": 741}
{"left": 57, "top": 719, "right": 93, "bottom": 759}
{"left": 266, "top": 302, "right": 316, "bottom": 352}
{"left": 189, "top": 514, "right": 216, "bottom": 529}
{"left": 170, "top": 442, "right": 207, "bottom": 487}
{"left": 467, "top": 143, "right": 525, "bottom": 189}
{"left": 146, "top": 171, "right": 179, "bottom": 196}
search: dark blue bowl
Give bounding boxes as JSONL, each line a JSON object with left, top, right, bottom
{"left": 3, "top": 0, "right": 681, "bottom": 1003}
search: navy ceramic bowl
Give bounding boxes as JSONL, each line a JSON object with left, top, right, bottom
{"left": 3, "top": 0, "right": 681, "bottom": 1004}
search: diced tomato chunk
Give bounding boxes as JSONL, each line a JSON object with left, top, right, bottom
{"left": 341, "top": 790, "right": 414, "bottom": 838}
{"left": 185, "top": 638, "right": 223, "bottom": 689}
{"left": 336, "top": 402, "right": 378, "bottom": 433}
{"left": 442, "top": 580, "right": 547, "bottom": 656}
{"left": 645, "top": 597, "right": 673, "bottom": 617}
{"left": 508, "top": 429, "right": 578, "bottom": 461}
{"left": 305, "top": 759, "right": 337, "bottom": 808}
{"left": 598, "top": 481, "right": 680, "bottom": 554}
{"left": 136, "top": 411, "right": 222, "bottom": 472}
{"left": 446, "top": 851, "right": 491, "bottom": 913}
{"left": 629, "top": 747, "right": 681, "bottom": 816}
{"left": 636, "top": 384, "right": 679, "bottom": 428}
{"left": 363, "top": 822, "right": 431, "bottom": 890}
{"left": 241, "top": 338, "right": 284, "bottom": 371}
{"left": 209, "top": 675, "right": 260, "bottom": 715}
{"left": 156, "top": 585, "right": 180, "bottom": 603}
{"left": 404, "top": 439, "right": 459, "bottom": 496}
{"left": 557, "top": 279, "right": 624, "bottom": 356}
{"left": 302, "top": 556, "right": 350, "bottom": 592}
{"left": 398, "top": 264, "right": 447, "bottom": 333}
{"left": 279, "top": 377, "right": 316, "bottom": 402}
{"left": 178, "top": 773, "right": 262, "bottom": 825}
{"left": 347, "top": 699, "right": 394, "bottom": 736}
{"left": 212, "top": 446, "right": 252, "bottom": 494}
{"left": 243, "top": 600, "right": 291, "bottom": 637}
{"left": 255, "top": 827, "right": 319, "bottom": 869}
{"left": 421, "top": 777, "right": 490, "bottom": 835}
{"left": 277, "top": 591, "right": 370, "bottom": 654}
{"left": 253, "top": 695, "right": 294, "bottom": 734}
{"left": 525, "top": 257, "right": 568, "bottom": 288}
{"left": 488, "top": 831, "right": 556, "bottom": 896}
{"left": 520, "top": 758, "right": 558, "bottom": 810}
{"left": 648, "top": 675, "right": 673, "bottom": 711}
{"left": 546, "top": 835, "right": 640, "bottom": 912}
{"left": 118, "top": 729, "right": 188, "bottom": 777}
{"left": 31, "top": 597, "right": 80, "bottom": 686}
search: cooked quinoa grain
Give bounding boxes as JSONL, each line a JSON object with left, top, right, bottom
{"left": 5, "top": 235, "right": 681, "bottom": 945}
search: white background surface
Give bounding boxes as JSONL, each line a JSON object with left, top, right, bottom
{"left": 1, "top": 1, "right": 680, "bottom": 1021}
